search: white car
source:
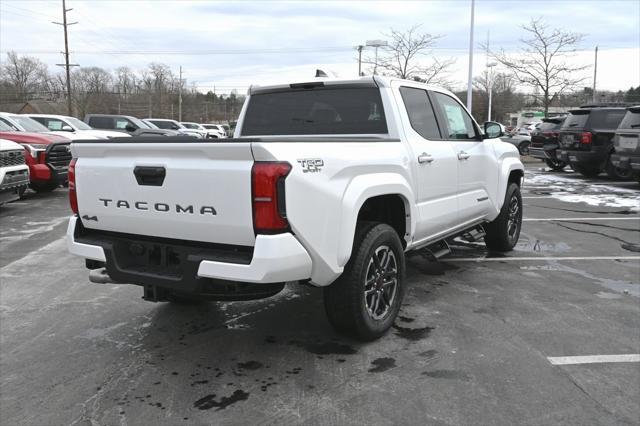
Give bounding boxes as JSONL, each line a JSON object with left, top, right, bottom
{"left": 0, "top": 112, "right": 99, "bottom": 141}
{"left": 67, "top": 76, "right": 524, "bottom": 340}
{"left": 200, "top": 123, "right": 228, "bottom": 138}
{"left": 181, "top": 122, "right": 226, "bottom": 139}
{"left": 26, "top": 114, "right": 129, "bottom": 139}
{"left": 0, "top": 138, "right": 29, "bottom": 205}
{"left": 144, "top": 119, "right": 204, "bottom": 139}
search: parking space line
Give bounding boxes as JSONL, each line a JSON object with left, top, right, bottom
{"left": 523, "top": 217, "right": 640, "bottom": 222}
{"left": 548, "top": 354, "right": 640, "bottom": 365}
{"left": 442, "top": 255, "right": 640, "bottom": 262}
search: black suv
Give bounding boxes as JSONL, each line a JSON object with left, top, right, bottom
{"left": 610, "top": 106, "right": 640, "bottom": 182}
{"left": 529, "top": 116, "right": 566, "bottom": 171}
{"left": 558, "top": 105, "right": 630, "bottom": 179}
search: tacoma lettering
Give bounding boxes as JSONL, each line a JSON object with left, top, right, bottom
{"left": 98, "top": 199, "right": 216, "bottom": 215}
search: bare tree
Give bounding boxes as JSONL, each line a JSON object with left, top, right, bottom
{"left": 1, "top": 52, "right": 49, "bottom": 101}
{"left": 366, "top": 25, "right": 455, "bottom": 84}
{"left": 489, "top": 18, "right": 588, "bottom": 116}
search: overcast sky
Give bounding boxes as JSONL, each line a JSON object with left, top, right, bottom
{"left": 1, "top": 0, "right": 638, "bottom": 94}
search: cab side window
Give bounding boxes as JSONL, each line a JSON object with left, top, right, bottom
{"left": 432, "top": 92, "right": 478, "bottom": 140}
{"left": 399, "top": 86, "right": 441, "bottom": 140}
{"left": 44, "top": 118, "right": 65, "bottom": 131}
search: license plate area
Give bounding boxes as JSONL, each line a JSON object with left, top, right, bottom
{"left": 618, "top": 135, "right": 639, "bottom": 150}
{"left": 114, "top": 241, "right": 185, "bottom": 279}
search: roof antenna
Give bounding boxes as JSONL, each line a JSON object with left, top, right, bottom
{"left": 315, "top": 69, "right": 328, "bottom": 78}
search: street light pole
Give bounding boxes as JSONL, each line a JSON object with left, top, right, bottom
{"left": 357, "top": 45, "right": 364, "bottom": 76}
{"left": 487, "top": 62, "right": 497, "bottom": 122}
{"left": 466, "top": 0, "right": 475, "bottom": 112}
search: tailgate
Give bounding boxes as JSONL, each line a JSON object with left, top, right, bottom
{"left": 73, "top": 141, "right": 256, "bottom": 246}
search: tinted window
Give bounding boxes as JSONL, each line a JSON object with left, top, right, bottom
{"left": 399, "top": 87, "right": 441, "bottom": 140}
{"left": 432, "top": 92, "right": 477, "bottom": 140}
{"left": 89, "top": 117, "right": 114, "bottom": 129}
{"left": 562, "top": 112, "right": 589, "bottom": 129}
{"left": 589, "top": 109, "right": 627, "bottom": 129}
{"left": 618, "top": 110, "right": 640, "bottom": 129}
{"left": 538, "top": 120, "right": 564, "bottom": 132}
{"left": 242, "top": 88, "right": 388, "bottom": 136}
{"left": 150, "top": 120, "right": 174, "bottom": 130}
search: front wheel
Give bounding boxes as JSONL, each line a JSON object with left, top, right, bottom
{"left": 544, "top": 158, "right": 566, "bottom": 171}
{"left": 484, "top": 183, "right": 522, "bottom": 252}
{"left": 323, "top": 223, "right": 406, "bottom": 341}
{"left": 518, "top": 141, "right": 530, "bottom": 156}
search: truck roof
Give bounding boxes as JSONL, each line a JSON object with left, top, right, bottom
{"left": 248, "top": 75, "right": 452, "bottom": 96}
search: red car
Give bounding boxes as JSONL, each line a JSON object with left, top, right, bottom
{"left": 0, "top": 130, "right": 72, "bottom": 192}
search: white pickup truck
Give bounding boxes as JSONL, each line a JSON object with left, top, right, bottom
{"left": 67, "top": 76, "right": 524, "bottom": 340}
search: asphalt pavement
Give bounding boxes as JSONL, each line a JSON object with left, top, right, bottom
{"left": 1, "top": 160, "right": 639, "bottom": 426}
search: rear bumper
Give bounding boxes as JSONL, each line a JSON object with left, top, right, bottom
{"left": 610, "top": 153, "right": 640, "bottom": 171}
{"left": 558, "top": 149, "right": 605, "bottom": 168}
{"left": 66, "top": 216, "right": 312, "bottom": 286}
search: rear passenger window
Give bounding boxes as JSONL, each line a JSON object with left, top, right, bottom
{"left": 431, "top": 92, "right": 478, "bottom": 140}
{"left": 589, "top": 110, "right": 627, "bottom": 129}
{"left": 399, "top": 87, "right": 441, "bottom": 140}
{"left": 89, "top": 117, "right": 113, "bottom": 129}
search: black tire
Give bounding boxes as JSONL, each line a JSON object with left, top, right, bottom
{"left": 484, "top": 183, "right": 522, "bottom": 252}
{"left": 544, "top": 158, "right": 567, "bottom": 171}
{"left": 323, "top": 222, "right": 406, "bottom": 341}
{"left": 17, "top": 187, "right": 27, "bottom": 199}
{"left": 30, "top": 182, "right": 58, "bottom": 192}
{"left": 605, "top": 157, "right": 633, "bottom": 180}
{"left": 518, "top": 141, "right": 530, "bottom": 156}
{"left": 571, "top": 164, "right": 600, "bottom": 178}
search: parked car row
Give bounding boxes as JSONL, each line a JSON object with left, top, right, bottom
{"left": 86, "top": 114, "right": 228, "bottom": 139}
{"left": 0, "top": 111, "right": 231, "bottom": 201}
{"left": 529, "top": 104, "right": 639, "bottom": 181}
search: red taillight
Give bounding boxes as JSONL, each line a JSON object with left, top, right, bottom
{"left": 251, "top": 162, "right": 291, "bottom": 234}
{"left": 68, "top": 158, "right": 78, "bottom": 214}
{"left": 580, "top": 132, "right": 592, "bottom": 144}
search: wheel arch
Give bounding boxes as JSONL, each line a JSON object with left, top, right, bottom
{"left": 337, "top": 173, "right": 416, "bottom": 268}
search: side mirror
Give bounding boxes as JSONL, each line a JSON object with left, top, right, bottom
{"left": 125, "top": 124, "right": 137, "bottom": 132}
{"left": 484, "top": 122, "right": 503, "bottom": 139}
{"left": 61, "top": 125, "right": 74, "bottom": 132}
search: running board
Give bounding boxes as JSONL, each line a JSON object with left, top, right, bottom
{"left": 460, "top": 225, "right": 486, "bottom": 242}
{"left": 412, "top": 239, "right": 451, "bottom": 261}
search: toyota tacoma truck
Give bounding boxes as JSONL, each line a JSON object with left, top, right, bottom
{"left": 0, "top": 138, "right": 29, "bottom": 204}
{"left": 66, "top": 76, "right": 524, "bottom": 340}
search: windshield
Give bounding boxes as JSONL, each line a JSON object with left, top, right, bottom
{"left": 202, "top": 124, "right": 216, "bottom": 129}
{"left": 618, "top": 110, "right": 640, "bottom": 129}
{"left": 140, "top": 120, "right": 157, "bottom": 129}
{"left": 242, "top": 87, "right": 388, "bottom": 136}
{"left": 11, "top": 115, "right": 50, "bottom": 132}
{"left": 0, "top": 120, "right": 15, "bottom": 131}
{"left": 182, "top": 123, "right": 199, "bottom": 129}
{"left": 67, "top": 117, "right": 93, "bottom": 130}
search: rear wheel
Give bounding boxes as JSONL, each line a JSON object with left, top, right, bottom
{"left": 544, "top": 158, "right": 567, "bottom": 171}
{"left": 571, "top": 164, "right": 600, "bottom": 178}
{"left": 323, "top": 222, "right": 405, "bottom": 341}
{"left": 605, "top": 157, "right": 633, "bottom": 180}
{"left": 30, "top": 182, "right": 58, "bottom": 192}
{"left": 484, "top": 183, "right": 522, "bottom": 252}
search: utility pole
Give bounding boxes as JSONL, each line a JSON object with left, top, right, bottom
{"left": 592, "top": 45, "right": 598, "bottom": 103}
{"left": 466, "top": 0, "right": 475, "bottom": 112}
{"left": 178, "top": 66, "right": 183, "bottom": 122}
{"left": 356, "top": 45, "right": 364, "bottom": 76}
{"left": 53, "top": 0, "right": 78, "bottom": 116}
{"left": 366, "top": 40, "right": 387, "bottom": 75}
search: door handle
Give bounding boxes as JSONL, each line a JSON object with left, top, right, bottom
{"left": 417, "top": 153, "right": 434, "bottom": 164}
{"left": 458, "top": 151, "right": 470, "bottom": 160}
